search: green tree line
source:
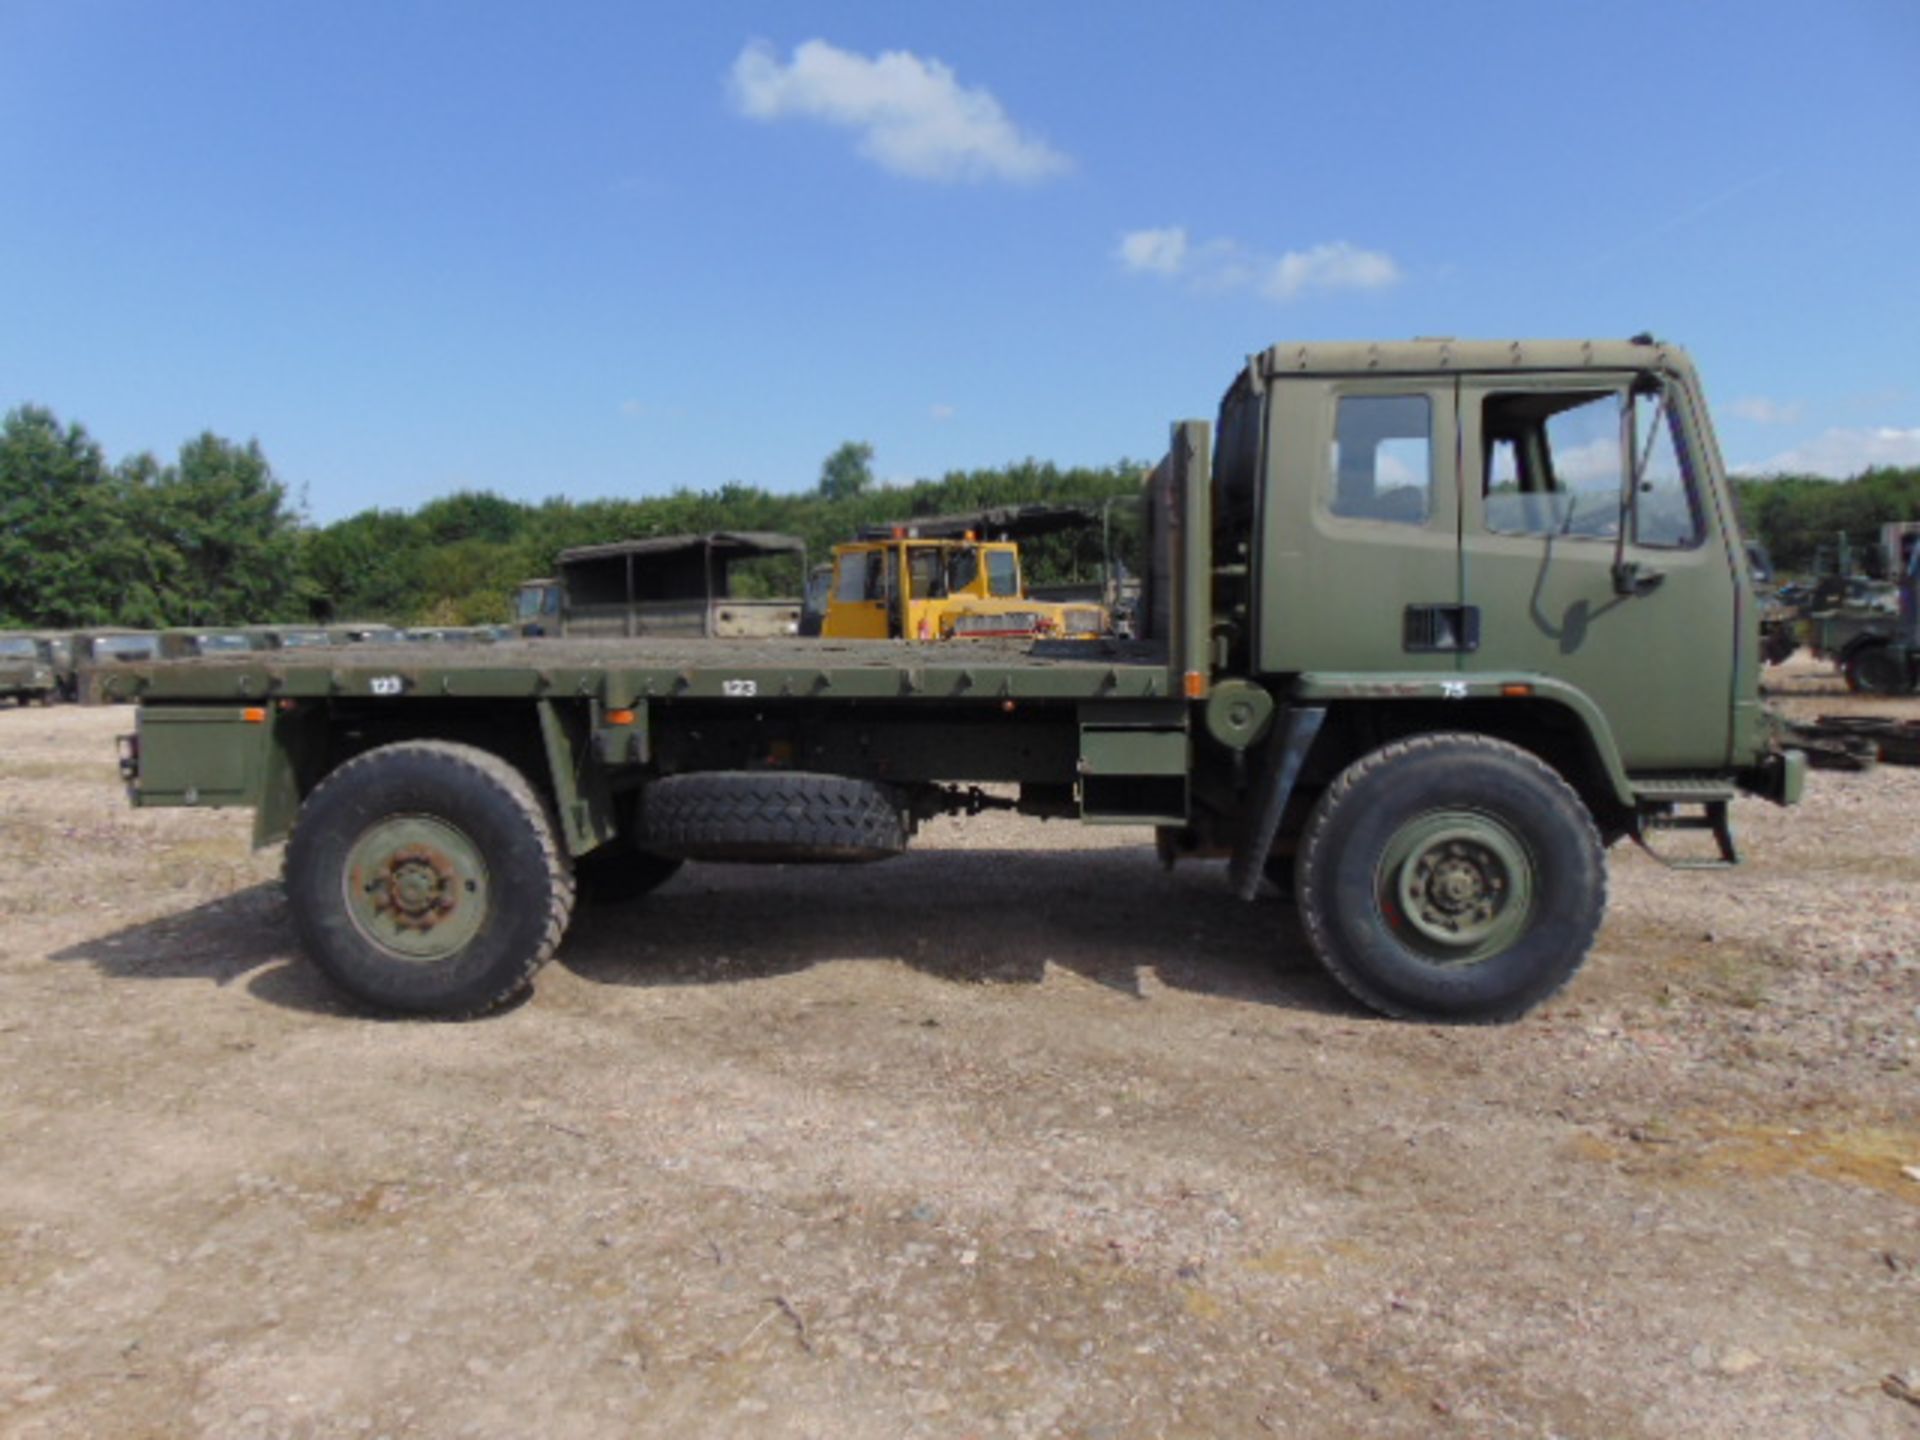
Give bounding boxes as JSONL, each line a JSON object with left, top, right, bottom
{"left": 1730, "top": 469, "right": 1920, "bottom": 575}
{"left": 0, "top": 410, "right": 1145, "bottom": 629}
{"left": 3, "top": 401, "right": 1913, "bottom": 631}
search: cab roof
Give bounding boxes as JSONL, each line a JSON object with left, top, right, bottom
{"left": 1246, "top": 335, "right": 1696, "bottom": 383}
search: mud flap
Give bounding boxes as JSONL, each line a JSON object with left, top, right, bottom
{"left": 1227, "top": 705, "right": 1326, "bottom": 900}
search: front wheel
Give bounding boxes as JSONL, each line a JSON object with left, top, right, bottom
{"left": 1295, "top": 734, "right": 1606, "bottom": 1022}
{"left": 284, "top": 741, "right": 576, "bottom": 1016}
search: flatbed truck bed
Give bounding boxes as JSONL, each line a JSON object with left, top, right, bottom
{"left": 109, "top": 635, "right": 1178, "bottom": 706}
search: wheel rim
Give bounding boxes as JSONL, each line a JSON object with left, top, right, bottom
{"left": 342, "top": 815, "right": 490, "bottom": 961}
{"left": 1376, "top": 809, "right": 1535, "bottom": 964}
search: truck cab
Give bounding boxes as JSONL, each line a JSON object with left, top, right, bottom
{"left": 821, "top": 535, "right": 1105, "bottom": 640}
{"left": 513, "top": 579, "right": 561, "bottom": 637}
{"left": 821, "top": 536, "right": 1031, "bottom": 639}
{"left": 1208, "top": 336, "right": 1771, "bottom": 789}
{"left": 0, "top": 634, "right": 58, "bottom": 705}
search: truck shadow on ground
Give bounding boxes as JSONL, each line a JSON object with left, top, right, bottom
{"left": 561, "top": 846, "right": 1350, "bottom": 1015}
{"left": 47, "top": 882, "right": 357, "bottom": 1016}
{"left": 49, "top": 848, "right": 1351, "bottom": 1018}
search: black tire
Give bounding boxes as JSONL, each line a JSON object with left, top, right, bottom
{"left": 284, "top": 740, "right": 576, "bottom": 1016}
{"left": 1295, "top": 734, "right": 1606, "bottom": 1023}
{"left": 574, "top": 834, "right": 684, "bottom": 904}
{"left": 638, "top": 771, "right": 907, "bottom": 863}
{"left": 1844, "top": 643, "right": 1909, "bottom": 696}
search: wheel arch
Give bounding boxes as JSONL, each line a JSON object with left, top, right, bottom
{"left": 256, "top": 698, "right": 608, "bottom": 856}
{"left": 1288, "top": 675, "right": 1636, "bottom": 839}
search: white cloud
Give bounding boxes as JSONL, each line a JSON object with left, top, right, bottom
{"left": 1116, "top": 226, "right": 1189, "bottom": 275}
{"left": 1552, "top": 436, "right": 1624, "bottom": 488}
{"left": 929, "top": 403, "right": 955, "bottom": 421}
{"left": 1262, "top": 242, "right": 1402, "bottom": 301}
{"left": 1740, "top": 427, "right": 1920, "bottom": 478}
{"left": 728, "top": 39, "right": 1069, "bottom": 183}
{"left": 1730, "top": 396, "right": 1803, "bottom": 425}
{"left": 1116, "top": 225, "right": 1400, "bottom": 303}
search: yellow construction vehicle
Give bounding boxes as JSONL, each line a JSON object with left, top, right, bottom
{"left": 814, "top": 529, "right": 1105, "bottom": 641}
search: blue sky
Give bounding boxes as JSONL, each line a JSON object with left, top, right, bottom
{"left": 3, "top": 1, "right": 1917, "bottom": 523}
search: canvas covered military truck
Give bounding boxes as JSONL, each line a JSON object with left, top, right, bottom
{"left": 542, "top": 532, "right": 806, "bottom": 640}
{"left": 118, "top": 337, "right": 1801, "bottom": 1024}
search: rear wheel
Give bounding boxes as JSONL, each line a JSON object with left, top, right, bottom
{"left": 1295, "top": 734, "right": 1605, "bottom": 1022}
{"left": 1844, "top": 643, "right": 1910, "bottom": 696}
{"left": 284, "top": 741, "right": 575, "bottom": 1016}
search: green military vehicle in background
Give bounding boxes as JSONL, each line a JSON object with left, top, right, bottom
{"left": 0, "top": 634, "right": 60, "bottom": 705}
{"left": 68, "top": 630, "right": 159, "bottom": 704}
{"left": 1803, "top": 522, "right": 1920, "bottom": 694}
{"left": 116, "top": 337, "right": 1801, "bottom": 1024}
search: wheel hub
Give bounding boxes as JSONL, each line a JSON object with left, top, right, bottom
{"left": 343, "top": 815, "right": 490, "bottom": 961}
{"left": 1414, "top": 846, "right": 1503, "bottom": 923}
{"left": 1378, "top": 811, "right": 1535, "bottom": 963}
{"left": 369, "top": 844, "right": 460, "bottom": 931}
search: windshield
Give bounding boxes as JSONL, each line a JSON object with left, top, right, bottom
{"left": 986, "top": 549, "right": 1020, "bottom": 597}
{"left": 515, "top": 585, "right": 557, "bottom": 620}
{"left": 0, "top": 637, "right": 38, "bottom": 657}
{"left": 906, "top": 546, "right": 948, "bottom": 599}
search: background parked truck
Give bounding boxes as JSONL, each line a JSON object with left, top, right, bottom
{"left": 1803, "top": 520, "right": 1920, "bottom": 693}
{"left": 514, "top": 531, "right": 805, "bottom": 639}
{"left": 119, "top": 337, "right": 1800, "bottom": 1026}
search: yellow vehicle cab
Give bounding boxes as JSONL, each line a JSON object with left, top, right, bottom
{"left": 820, "top": 535, "right": 1102, "bottom": 641}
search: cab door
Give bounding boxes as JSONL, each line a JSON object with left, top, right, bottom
{"left": 1457, "top": 373, "right": 1733, "bottom": 769}
{"left": 821, "top": 545, "right": 896, "bottom": 639}
{"left": 1259, "top": 375, "right": 1462, "bottom": 674}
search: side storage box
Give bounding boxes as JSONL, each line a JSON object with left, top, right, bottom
{"left": 1078, "top": 701, "right": 1190, "bottom": 825}
{"left": 130, "top": 705, "right": 272, "bottom": 808}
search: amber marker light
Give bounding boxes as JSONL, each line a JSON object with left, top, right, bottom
{"left": 1500, "top": 684, "right": 1534, "bottom": 698}
{"left": 241, "top": 707, "right": 268, "bottom": 724}
{"left": 604, "top": 708, "right": 637, "bottom": 726}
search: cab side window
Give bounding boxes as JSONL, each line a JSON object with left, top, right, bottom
{"left": 1329, "top": 395, "right": 1431, "bottom": 525}
{"left": 1482, "top": 391, "right": 1622, "bottom": 539}
{"left": 1480, "top": 387, "right": 1703, "bottom": 549}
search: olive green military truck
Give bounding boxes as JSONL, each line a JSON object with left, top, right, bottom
{"left": 116, "top": 337, "right": 1801, "bottom": 1023}
{"left": 0, "top": 634, "right": 59, "bottom": 705}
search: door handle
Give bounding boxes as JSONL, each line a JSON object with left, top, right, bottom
{"left": 1611, "top": 561, "right": 1666, "bottom": 597}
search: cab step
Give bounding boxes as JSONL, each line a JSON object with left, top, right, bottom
{"left": 1630, "top": 792, "right": 1739, "bottom": 870}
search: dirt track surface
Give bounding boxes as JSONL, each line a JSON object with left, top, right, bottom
{"left": 3, "top": 659, "right": 1918, "bottom": 1439}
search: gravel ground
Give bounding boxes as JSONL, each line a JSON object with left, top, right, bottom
{"left": 2, "top": 657, "right": 1917, "bottom": 1440}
